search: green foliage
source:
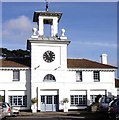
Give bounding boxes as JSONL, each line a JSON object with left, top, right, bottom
{"left": 0, "top": 48, "right": 30, "bottom": 58}
{"left": 31, "top": 98, "right": 38, "bottom": 104}
{"left": 63, "top": 98, "right": 69, "bottom": 103}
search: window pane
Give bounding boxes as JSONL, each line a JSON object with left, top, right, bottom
{"left": 43, "top": 74, "right": 56, "bottom": 82}
{"left": 79, "top": 97, "right": 83, "bottom": 104}
{"left": 23, "top": 95, "right": 27, "bottom": 107}
{"left": 90, "top": 95, "right": 97, "bottom": 104}
{"left": 93, "top": 71, "right": 100, "bottom": 82}
{"left": 9, "top": 95, "right": 27, "bottom": 106}
{"left": 75, "top": 98, "right": 78, "bottom": 105}
{"left": 83, "top": 95, "right": 87, "bottom": 105}
{"left": 18, "top": 96, "right": 22, "bottom": 105}
{"left": 70, "top": 96, "right": 74, "bottom": 105}
{"left": 70, "top": 95, "right": 87, "bottom": 106}
{"left": 13, "top": 96, "right": 17, "bottom": 105}
{"left": 54, "top": 96, "right": 58, "bottom": 104}
{"left": 41, "top": 96, "right": 45, "bottom": 103}
{"left": 76, "top": 71, "right": 82, "bottom": 82}
{"left": 46, "top": 96, "right": 52, "bottom": 104}
{"left": 0, "top": 96, "right": 5, "bottom": 102}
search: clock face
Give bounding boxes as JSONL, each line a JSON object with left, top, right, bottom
{"left": 43, "top": 50, "right": 55, "bottom": 63}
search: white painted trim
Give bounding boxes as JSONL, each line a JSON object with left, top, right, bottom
{"left": 0, "top": 67, "right": 30, "bottom": 70}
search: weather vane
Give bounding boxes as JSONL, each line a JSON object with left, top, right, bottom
{"left": 45, "top": 0, "right": 49, "bottom": 12}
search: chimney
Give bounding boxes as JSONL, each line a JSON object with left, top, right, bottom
{"left": 100, "top": 54, "right": 108, "bottom": 64}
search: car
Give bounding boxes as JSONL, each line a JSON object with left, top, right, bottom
{"left": 0, "top": 102, "right": 19, "bottom": 117}
{"left": 0, "top": 102, "right": 12, "bottom": 117}
{"left": 0, "top": 104, "right": 6, "bottom": 120}
{"left": 108, "top": 98, "right": 119, "bottom": 120}
{"left": 0, "top": 106, "right": 3, "bottom": 120}
{"left": 98, "top": 96, "right": 113, "bottom": 112}
{"left": 11, "top": 107, "right": 19, "bottom": 116}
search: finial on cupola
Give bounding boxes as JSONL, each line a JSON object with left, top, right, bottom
{"left": 45, "top": 0, "right": 49, "bottom": 12}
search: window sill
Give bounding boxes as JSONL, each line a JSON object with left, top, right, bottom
{"left": 13, "top": 80, "right": 20, "bottom": 82}
{"left": 76, "top": 80, "right": 82, "bottom": 82}
{"left": 11, "top": 105, "right": 27, "bottom": 107}
{"left": 70, "top": 105, "right": 87, "bottom": 107}
{"left": 94, "top": 81, "right": 100, "bottom": 82}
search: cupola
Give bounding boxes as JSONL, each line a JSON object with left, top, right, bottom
{"left": 31, "top": 2, "right": 66, "bottom": 39}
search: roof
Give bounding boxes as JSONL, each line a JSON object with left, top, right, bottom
{"left": 67, "top": 58, "right": 117, "bottom": 69}
{"left": 33, "top": 11, "right": 62, "bottom": 22}
{"left": 0, "top": 58, "right": 117, "bottom": 69}
{"left": 0, "top": 58, "right": 30, "bottom": 67}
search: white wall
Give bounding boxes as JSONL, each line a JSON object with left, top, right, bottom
{"left": 0, "top": 67, "right": 116, "bottom": 110}
{"left": 30, "top": 68, "right": 117, "bottom": 110}
{"left": 31, "top": 43, "right": 67, "bottom": 71}
{"left": 0, "top": 68, "right": 31, "bottom": 109}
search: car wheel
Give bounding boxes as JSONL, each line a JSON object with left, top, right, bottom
{"left": 109, "top": 114, "right": 116, "bottom": 120}
{"left": 116, "top": 114, "right": 119, "bottom": 120}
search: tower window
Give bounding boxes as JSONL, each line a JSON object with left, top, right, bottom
{"left": 43, "top": 74, "right": 56, "bottom": 82}
{"left": 44, "top": 19, "right": 53, "bottom": 37}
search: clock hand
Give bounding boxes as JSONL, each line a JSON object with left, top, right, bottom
{"left": 46, "top": 52, "right": 50, "bottom": 57}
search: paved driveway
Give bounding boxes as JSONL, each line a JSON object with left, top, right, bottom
{"left": 5, "top": 111, "right": 109, "bottom": 120}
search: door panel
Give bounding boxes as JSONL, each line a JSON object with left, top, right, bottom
{"left": 46, "top": 96, "right": 53, "bottom": 111}
{"left": 53, "top": 95, "right": 58, "bottom": 111}
{"left": 41, "top": 96, "right": 46, "bottom": 112}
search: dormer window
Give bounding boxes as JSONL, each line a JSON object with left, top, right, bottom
{"left": 13, "top": 70, "right": 20, "bottom": 81}
{"left": 93, "top": 71, "right": 100, "bottom": 82}
{"left": 76, "top": 71, "right": 82, "bottom": 82}
{"left": 43, "top": 74, "right": 56, "bottom": 82}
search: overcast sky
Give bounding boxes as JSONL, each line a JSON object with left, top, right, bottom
{"left": 1, "top": 2, "right": 117, "bottom": 67}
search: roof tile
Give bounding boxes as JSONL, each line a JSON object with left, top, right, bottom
{"left": 67, "top": 58, "right": 117, "bottom": 69}
{"left": 0, "top": 58, "right": 117, "bottom": 69}
{"left": 0, "top": 58, "right": 30, "bottom": 67}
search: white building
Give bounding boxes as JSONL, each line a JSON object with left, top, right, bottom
{"left": 0, "top": 6, "right": 117, "bottom": 112}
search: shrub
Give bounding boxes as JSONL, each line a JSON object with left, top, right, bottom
{"left": 63, "top": 98, "right": 69, "bottom": 103}
{"left": 31, "top": 98, "right": 38, "bottom": 104}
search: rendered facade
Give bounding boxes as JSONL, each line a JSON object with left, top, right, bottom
{"left": 0, "top": 6, "right": 117, "bottom": 111}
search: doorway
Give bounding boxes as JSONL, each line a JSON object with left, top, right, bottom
{"left": 40, "top": 95, "right": 58, "bottom": 112}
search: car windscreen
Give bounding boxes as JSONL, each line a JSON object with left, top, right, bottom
{"left": 105, "top": 98, "right": 112, "bottom": 103}
{"left": 101, "top": 97, "right": 112, "bottom": 103}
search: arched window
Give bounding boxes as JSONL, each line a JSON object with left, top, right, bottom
{"left": 43, "top": 74, "right": 56, "bottom": 82}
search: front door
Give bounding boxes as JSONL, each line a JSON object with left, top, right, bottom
{"left": 41, "top": 95, "right": 58, "bottom": 112}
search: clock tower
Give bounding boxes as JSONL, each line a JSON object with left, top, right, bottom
{"left": 27, "top": 3, "right": 70, "bottom": 111}
{"left": 27, "top": 8, "right": 70, "bottom": 71}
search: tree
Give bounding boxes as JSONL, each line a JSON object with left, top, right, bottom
{"left": 0, "top": 48, "right": 30, "bottom": 58}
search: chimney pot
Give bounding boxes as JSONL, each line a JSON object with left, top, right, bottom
{"left": 100, "top": 54, "right": 108, "bottom": 64}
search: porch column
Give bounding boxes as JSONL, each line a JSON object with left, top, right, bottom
{"left": 87, "top": 89, "right": 91, "bottom": 106}
{"left": 5, "top": 90, "right": 8, "bottom": 103}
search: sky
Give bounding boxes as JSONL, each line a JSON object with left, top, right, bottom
{"left": 1, "top": 2, "right": 117, "bottom": 68}
{"left": 1, "top": 0, "right": 119, "bottom": 2}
